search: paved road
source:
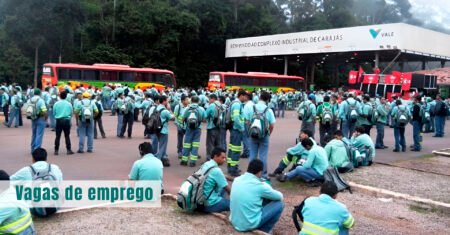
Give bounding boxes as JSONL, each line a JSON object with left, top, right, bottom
{"left": 1, "top": 111, "right": 449, "bottom": 194}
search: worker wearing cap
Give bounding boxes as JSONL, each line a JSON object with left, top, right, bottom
{"left": 74, "top": 92, "right": 98, "bottom": 153}
{"left": 29, "top": 89, "right": 48, "bottom": 153}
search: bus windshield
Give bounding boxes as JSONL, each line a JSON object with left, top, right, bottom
{"left": 209, "top": 74, "right": 221, "bottom": 82}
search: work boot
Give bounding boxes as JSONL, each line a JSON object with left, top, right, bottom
{"left": 67, "top": 150, "right": 74, "bottom": 155}
{"left": 180, "top": 161, "right": 188, "bottom": 166}
{"left": 54, "top": 150, "right": 59, "bottom": 156}
{"left": 276, "top": 174, "right": 287, "bottom": 182}
{"left": 189, "top": 162, "right": 196, "bottom": 167}
{"left": 162, "top": 158, "right": 171, "bottom": 167}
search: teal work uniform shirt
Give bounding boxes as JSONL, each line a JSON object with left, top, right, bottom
{"left": 10, "top": 161, "right": 63, "bottom": 182}
{"left": 29, "top": 96, "right": 48, "bottom": 118}
{"left": 0, "top": 189, "right": 32, "bottom": 233}
{"left": 316, "top": 102, "right": 338, "bottom": 122}
{"left": 201, "top": 160, "right": 228, "bottom": 207}
{"left": 53, "top": 99, "right": 73, "bottom": 119}
{"left": 298, "top": 101, "right": 316, "bottom": 122}
{"left": 324, "top": 139, "right": 350, "bottom": 168}
{"left": 74, "top": 98, "right": 98, "bottom": 122}
{"left": 229, "top": 172, "right": 283, "bottom": 232}
{"left": 376, "top": 103, "right": 389, "bottom": 124}
{"left": 182, "top": 103, "right": 206, "bottom": 130}
{"left": 128, "top": 153, "right": 163, "bottom": 187}
{"left": 243, "top": 101, "right": 276, "bottom": 129}
{"left": 174, "top": 103, "right": 187, "bottom": 128}
{"left": 351, "top": 134, "right": 376, "bottom": 159}
{"left": 356, "top": 102, "right": 372, "bottom": 126}
{"left": 205, "top": 101, "right": 221, "bottom": 129}
{"left": 287, "top": 137, "right": 316, "bottom": 158}
{"left": 157, "top": 104, "right": 174, "bottom": 135}
{"left": 339, "top": 98, "right": 360, "bottom": 121}
{"left": 302, "top": 145, "right": 329, "bottom": 176}
{"left": 300, "top": 194, "right": 354, "bottom": 235}
{"left": 230, "top": 100, "right": 244, "bottom": 132}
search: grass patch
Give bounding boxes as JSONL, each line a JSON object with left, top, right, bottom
{"left": 418, "top": 154, "right": 435, "bottom": 159}
{"left": 409, "top": 205, "right": 439, "bottom": 214}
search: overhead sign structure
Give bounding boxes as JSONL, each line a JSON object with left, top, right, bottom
{"left": 225, "top": 23, "right": 450, "bottom": 60}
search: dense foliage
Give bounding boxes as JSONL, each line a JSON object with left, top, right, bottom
{"left": 0, "top": 0, "right": 429, "bottom": 88}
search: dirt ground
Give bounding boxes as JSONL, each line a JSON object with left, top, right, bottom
{"left": 34, "top": 198, "right": 245, "bottom": 235}
{"left": 389, "top": 155, "right": 450, "bottom": 176}
{"left": 342, "top": 160, "right": 450, "bottom": 203}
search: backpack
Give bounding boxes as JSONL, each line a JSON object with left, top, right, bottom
{"left": 323, "top": 167, "right": 352, "bottom": 193}
{"left": 365, "top": 103, "right": 375, "bottom": 124}
{"left": 396, "top": 106, "right": 409, "bottom": 126}
{"left": 15, "top": 95, "right": 24, "bottom": 108}
{"left": 94, "top": 102, "right": 103, "bottom": 120}
{"left": 26, "top": 97, "right": 40, "bottom": 120}
{"left": 437, "top": 101, "right": 448, "bottom": 116}
{"left": 297, "top": 101, "right": 310, "bottom": 121}
{"left": 120, "top": 99, "right": 131, "bottom": 114}
{"left": 29, "top": 164, "right": 59, "bottom": 217}
{"left": 80, "top": 100, "right": 93, "bottom": 123}
{"left": 292, "top": 197, "right": 309, "bottom": 232}
{"left": 177, "top": 166, "right": 217, "bottom": 212}
{"left": 346, "top": 100, "right": 358, "bottom": 123}
{"left": 186, "top": 107, "right": 200, "bottom": 129}
{"left": 142, "top": 104, "right": 151, "bottom": 125}
{"left": 213, "top": 103, "right": 224, "bottom": 128}
{"left": 280, "top": 95, "right": 287, "bottom": 103}
{"left": 249, "top": 106, "right": 269, "bottom": 139}
{"left": 419, "top": 104, "right": 430, "bottom": 124}
{"left": 147, "top": 106, "right": 165, "bottom": 134}
{"left": 321, "top": 103, "right": 333, "bottom": 125}
{"left": 48, "top": 96, "right": 58, "bottom": 109}
{"left": 224, "top": 100, "right": 239, "bottom": 130}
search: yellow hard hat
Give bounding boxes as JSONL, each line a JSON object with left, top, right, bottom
{"left": 82, "top": 92, "right": 91, "bottom": 98}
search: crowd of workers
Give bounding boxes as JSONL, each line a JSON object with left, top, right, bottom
{"left": 1, "top": 81, "right": 449, "bottom": 234}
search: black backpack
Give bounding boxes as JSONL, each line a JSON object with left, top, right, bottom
{"left": 146, "top": 106, "right": 166, "bottom": 134}
{"left": 323, "top": 167, "right": 352, "bottom": 193}
{"left": 292, "top": 197, "right": 309, "bottom": 232}
{"left": 94, "top": 102, "right": 103, "bottom": 120}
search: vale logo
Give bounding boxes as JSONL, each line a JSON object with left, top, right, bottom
{"left": 369, "top": 28, "right": 382, "bottom": 39}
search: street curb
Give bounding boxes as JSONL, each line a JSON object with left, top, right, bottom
{"left": 432, "top": 148, "right": 450, "bottom": 157}
{"left": 348, "top": 181, "right": 450, "bottom": 213}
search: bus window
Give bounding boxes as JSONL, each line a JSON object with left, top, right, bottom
{"left": 119, "top": 72, "right": 134, "bottom": 81}
{"left": 101, "top": 71, "right": 118, "bottom": 81}
{"left": 277, "top": 78, "right": 287, "bottom": 87}
{"left": 82, "top": 70, "right": 99, "bottom": 81}
{"left": 58, "top": 68, "right": 69, "bottom": 80}
{"left": 135, "top": 73, "right": 144, "bottom": 82}
{"left": 266, "top": 78, "right": 277, "bottom": 87}
{"left": 209, "top": 74, "right": 221, "bottom": 82}
{"left": 69, "top": 69, "right": 81, "bottom": 80}
{"left": 153, "top": 73, "right": 173, "bottom": 87}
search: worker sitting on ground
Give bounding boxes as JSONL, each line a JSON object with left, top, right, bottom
{"left": 277, "top": 138, "right": 329, "bottom": 187}
{"left": 350, "top": 126, "right": 376, "bottom": 167}
{"left": 298, "top": 181, "right": 355, "bottom": 235}
{"left": 129, "top": 142, "right": 164, "bottom": 193}
{"left": 324, "top": 130, "right": 353, "bottom": 173}
{"left": 269, "top": 130, "right": 315, "bottom": 177}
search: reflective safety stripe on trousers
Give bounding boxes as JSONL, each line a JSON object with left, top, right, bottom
{"left": 228, "top": 144, "right": 242, "bottom": 152}
{"left": 227, "top": 158, "right": 239, "bottom": 166}
{"left": 192, "top": 142, "right": 200, "bottom": 148}
{"left": 301, "top": 221, "right": 339, "bottom": 235}
{"left": 0, "top": 212, "right": 32, "bottom": 234}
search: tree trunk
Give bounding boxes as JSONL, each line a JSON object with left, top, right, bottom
{"left": 33, "top": 46, "right": 39, "bottom": 88}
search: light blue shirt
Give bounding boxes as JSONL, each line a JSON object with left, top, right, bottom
{"left": 230, "top": 172, "right": 283, "bottom": 232}
{"left": 205, "top": 101, "right": 221, "bottom": 129}
{"left": 182, "top": 103, "right": 206, "bottom": 129}
{"left": 201, "top": 160, "right": 228, "bottom": 207}
{"left": 300, "top": 194, "right": 354, "bottom": 235}
{"left": 128, "top": 153, "right": 163, "bottom": 186}
{"left": 243, "top": 101, "right": 276, "bottom": 126}
{"left": 156, "top": 104, "right": 174, "bottom": 135}
{"left": 230, "top": 100, "right": 244, "bottom": 132}
{"left": 351, "top": 133, "right": 376, "bottom": 158}
{"left": 302, "top": 145, "right": 329, "bottom": 176}
{"left": 339, "top": 98, "right": 360, "bottom": 121}
{"left": 10, "top": 161, "right": 63, "bottom": 182}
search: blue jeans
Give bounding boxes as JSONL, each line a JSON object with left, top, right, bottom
{"left": 258, "top": 201, "right": 284, "bottom": 233}
{"left": 203, "top": 198, "right": 230, "bottom": 213}
{"left": 151, "top": 134, "right": 159, "bottom": 154}
{"left": 181, "top": 128, "right": 201, "bottom": 164}
{"left": 286, "top": 166, "right": 323, "bottom": 182}
{"left": 242, "top": 125, "right": 250, "bottom": 157}
{"left": 342, "top": 120, "right": 356, "bottom": 139}
{"left": 219, "top": 128, "right": 227, "bottom": 152}
{"left": 277, "top": 102, "right": 285, "bottom": 118}
{"left": 31, "top": 118, "right": 46, "bottom": 152}
{"left": 78, "top": 121, "right": 94, "bottom": 151}
{"left": 157, "top": 133, "right": 168, "bottom": 160}
{"left": 177, "top": 126, "right": 185, "bottom": 154}
{"left": 228, "top": 129, "right": 243, "bottom": 174}
{"left": 393, "top": 127, "right": 406, "bottom": 151}
{"left": 116, "top": 113, "right": 123, "bottom": 136}
{"left": 7, "top": 107, "right": 19, "bottom": 127}
{"left": 435, "top": 116, "right": 446, "bottom": 137}
{"left": 249, "top": 136, "right": 270, "bottom": 179}
{"left": 375, "top": 122, "right": 385, "bottom": 148}
{"left": 412, "top": 121, "right": 422, "bottom": 150}
{"left": 18, "top": 224, "right": 36, "bottom": 235}
{"left": 49, "top": 108, "right": 56, "bottom": 129}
